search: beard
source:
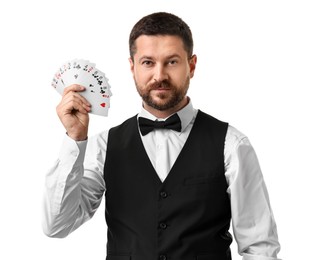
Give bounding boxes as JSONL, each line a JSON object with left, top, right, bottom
{"left": 135, "top": 77, "right": 190, "bottom": 111}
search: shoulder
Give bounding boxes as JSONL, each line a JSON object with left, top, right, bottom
{"left": 88, "top": 114, "right": 138, "bottom": 147}
{"left": 84, "top": 115, "right": 139, "bottom": 159}
{"left": 196, "top": 110, "right": 228, "bottom": 136}
{"left": 197, "top": 110, "right": 227, "bottom": 125}
{"left": 109, "top": 114, "right": 138, "bottom": 133}
{"left": 226, "top": 125, "right": 248, "bottom": 145}
{"left": 224, "top": 125, "right": 253, "bottom": 160}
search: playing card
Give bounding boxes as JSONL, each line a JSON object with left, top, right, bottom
{"left": 51, "top": 59, "right": 112, "bottom": 116}
{"left": 62, "top": 59, "right": 94, "bottom": 86}
{"left": 75, "top": 65, "right": 112, "bottom": 115}
{"left": 51, "top": 70, "right": 65, "bottom": 94}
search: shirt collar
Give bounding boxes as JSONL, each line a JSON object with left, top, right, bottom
{"left": 138, "top": 98, "right": 197, "bottom": 134}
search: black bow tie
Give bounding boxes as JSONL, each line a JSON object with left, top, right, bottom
{"left": 138, "top": 113, "right": 182, "bottom": 136}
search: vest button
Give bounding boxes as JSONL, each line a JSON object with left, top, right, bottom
{"left": 160, "top": 191, "right": 168, "bottom": 198}
{"left": 159, "top": 255, "right": 167, "bottom": 260}
{"left": 159, "top": 222, "right": 167, "bottom": 229}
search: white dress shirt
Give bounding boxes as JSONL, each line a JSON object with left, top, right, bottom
{"left": 42, "top": 100, "right": 281, "bottom": 260}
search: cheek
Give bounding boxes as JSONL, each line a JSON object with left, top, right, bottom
{"left": 172, "top": 68, "right": 188, "bottom": 84}
{"left": 134, "top": 68, "right": 152, "bottom": 85}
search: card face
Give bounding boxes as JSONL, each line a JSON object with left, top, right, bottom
{"left": 51, "top": 70, "right": 66, "bottom": 94}
{"left": 51, "top": 59, "right": 112, "bottom": 117}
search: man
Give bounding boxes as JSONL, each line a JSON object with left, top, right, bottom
{"left": 43, "top": 12, "right": 281, "bottom": 260}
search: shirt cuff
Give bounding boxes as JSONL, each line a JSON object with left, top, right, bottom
{"left": 58, "top": 134, "right": 87, "bottom": 167}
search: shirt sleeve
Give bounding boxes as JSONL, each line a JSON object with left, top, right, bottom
{"left": 42, "top": 132, "right": 107, "bottom": 238}
{"left": 224, "top": 126, "right": 281, "bottom": 260}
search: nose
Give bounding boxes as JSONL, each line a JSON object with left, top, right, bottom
{"left": 153, "top": 63, "right": 168, "bottom": 82}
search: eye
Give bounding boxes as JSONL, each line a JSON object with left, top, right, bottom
{"left": 168, "top": 59, "right": 178, "bottom": 65}
{"left": 142, "top": 60, "right": 154, "bottom": 67}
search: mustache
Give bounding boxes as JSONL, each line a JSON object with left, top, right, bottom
{"left": 149, "top": 80, "right": 171, "bottom": 90}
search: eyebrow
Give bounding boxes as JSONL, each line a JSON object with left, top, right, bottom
{"left": 138, "top": 54, "right": 181, "bottom": 63}
{"left": 138, "top": 56, "right": 153, "bottom": 63}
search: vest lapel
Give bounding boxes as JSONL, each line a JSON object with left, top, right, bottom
{"left": 134, "top": 111, "right": 210, "bottom": 186}
{"left": 130, "top": 116, "right": 163, "bottom": 185}
{"left": 134, "top": 112, "right": 198, "bottom": 185}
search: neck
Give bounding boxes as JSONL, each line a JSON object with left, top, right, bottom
{"left": 143, "top": 96, "right": 189, "bottom": 119}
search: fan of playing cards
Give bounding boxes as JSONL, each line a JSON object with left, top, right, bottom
{"left": 51, "top": 59, "right": 112, "bottom": 117}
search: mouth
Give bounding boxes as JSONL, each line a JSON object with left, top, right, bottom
{"left": 151, "top": 88, "right": 171, "bottom": 94}
{"left": 150, "top": 80, "right": 171, "bottom": 91}
{"left": 154, "top": 87, "right": 170, "bottom": 90}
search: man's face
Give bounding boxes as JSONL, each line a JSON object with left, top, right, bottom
{"left": 129, "top": 35, "right": 196, "bottom": 114}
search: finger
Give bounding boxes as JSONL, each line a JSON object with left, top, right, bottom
{"left": 63, "top": 84, "right": 85, "bottom": 96}
{"left": 61, "top": 98, "right": 90, "bottom": 115}
{"left": 59, "top": 94, "right": 90, "bottom": 113}
{"left": 63, "top": 90, "right": 91, "bottom": 107}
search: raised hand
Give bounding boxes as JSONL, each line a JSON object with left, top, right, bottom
{"left": 56, "top": 84, "right": 91, "bottom": 141}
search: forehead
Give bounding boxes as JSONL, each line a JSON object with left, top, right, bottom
{"left": 134, "top": 35, "right": 187, "bottom": 59}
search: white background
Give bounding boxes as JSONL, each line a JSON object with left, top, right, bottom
{"left": 0, "top": 0, "right": 314, "bottom": 259}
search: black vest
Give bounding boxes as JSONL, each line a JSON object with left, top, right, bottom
{"left": 104, "top": 110, "right": 232, "bottom": 260}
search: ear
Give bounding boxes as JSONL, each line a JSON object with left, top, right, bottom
{"left": 129, "top": 57, "right": 135, "bottom": 75}
{"left": 189, "top": 55, "right": 197, "bottom": 78}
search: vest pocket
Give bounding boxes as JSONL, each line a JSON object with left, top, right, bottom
{"left": 184, "top": 175, "right": 222, "bottom": 186}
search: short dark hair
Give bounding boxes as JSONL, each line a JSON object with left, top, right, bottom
{"left": 129, "top": 12, "right": 193, "bottom": 61}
